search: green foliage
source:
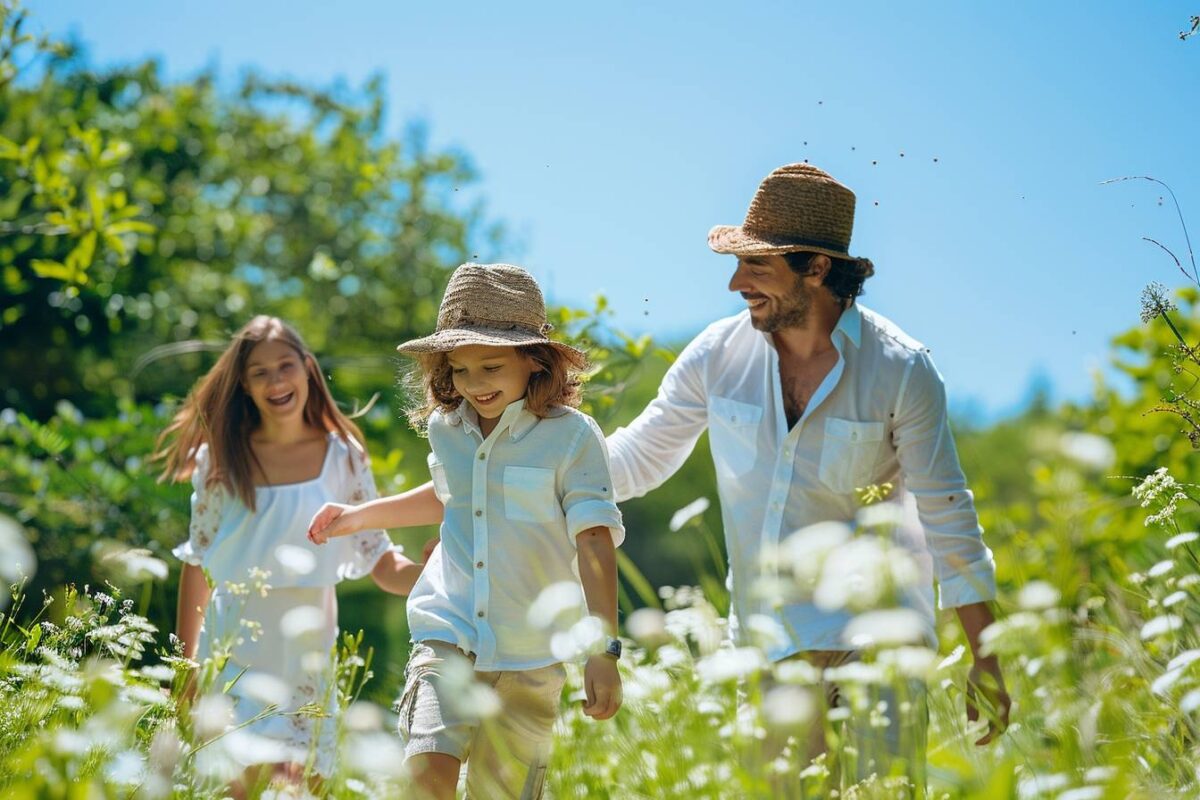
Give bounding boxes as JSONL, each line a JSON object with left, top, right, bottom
{"left": 0, "top": 0, "right": 500, "bottom": 418}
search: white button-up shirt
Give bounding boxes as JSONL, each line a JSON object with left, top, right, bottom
{"left": 608, "top": 304, "right": 996, "bottom": 660}
{"left": 407, "top": 399, "right": 625, "bottom": 671}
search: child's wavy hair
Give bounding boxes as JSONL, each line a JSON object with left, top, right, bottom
{"left": 152, "top": 315, "right": 365, "bottom": 510}
{"left": 406, "top": 343, "right": 586, "bottom": 430}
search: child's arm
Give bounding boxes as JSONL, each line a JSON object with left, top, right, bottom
{"left": 369, "top": 548, "right": 426, "bottom": 596}
{"left": 308, "top": 480, "right": 443, "bottom": 544}
{"left": 577, "top": 526, "right": 622, "bottom": 721}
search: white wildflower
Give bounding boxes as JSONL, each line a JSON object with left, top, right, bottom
{"left": 192, "top": 694, "right": 234, "bottom": 740}
{"left": 843, "top": 609, "right": 927, "bottom": 648}
{"left": 280, "top": 605, "right": 326, "bottom": 640}
{"left": 549, "top": 615, "right": 605, "bottom": 662}
{"left": 528, "top": 581, "right": 585, "bottom": 630}
{"left": 626, "top": 607, "right": 668, "bottom": 647}
{"left": 0, "top": 515, "right": 36, "bottom": 593}
{"left": 669, "top": 497, "right": 711, "bottom": 531}
{"left": 343, "top": 731, "right": 407, "bottom": 778}
{"left": 1140, "top": 614, "right": 1184, "bottom": 640}
{"left": 1018, "top": 581, "right": 1061, "bottom": 611}
{"left": 762, "top": 685, "right": 815, "bottom": 728}
{"left": 274, "top": 545, "right": 316, "bottom": 577}
{"left": 695, "top": 647, "right": 767, "bottom": 684}
{"left": 1058, "top": 433, "right": 1116, "bottom": 471}
{"left": 1167, "top": 532, "right": 1199, "bottom": 550}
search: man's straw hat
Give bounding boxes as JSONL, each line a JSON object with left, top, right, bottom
{"left": 397, "top": 263, "right": 587, "bottom": 368}
{"left": 708, "top": 163, "right": 863, "bottom": 261}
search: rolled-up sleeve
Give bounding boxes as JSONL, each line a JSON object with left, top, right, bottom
{"left": 561, "top": 417, "right": 625, "bottom": 546}
{"left": 892, "top": 351, "right": 996, "bottom": 608}
{"left": 607, "top": 329, "right": 712, "bottom": 502}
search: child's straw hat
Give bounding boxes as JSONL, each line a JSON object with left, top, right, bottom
{"left": 708, "top": 163, "right": 864, "bottom": 262}
{"left": 397, "top": 263, "right": 587, "bottom": 368}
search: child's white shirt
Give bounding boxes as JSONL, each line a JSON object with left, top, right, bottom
{"left": 174, "top": 433, "right": 394, "bottom": 586}
{"left": 407, "top": 399, "right": 624, "bottom": 671}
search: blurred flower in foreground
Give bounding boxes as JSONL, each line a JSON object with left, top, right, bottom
{"left": 551, "top": 616, "right": 605, "bottom": 662}
{"left": 843, "top": 608, "right": 927, "bottom": 649}
{"left": 1017, "top": 580, "right": 1061, "bottom": 611}
{"left": 626, "top": 607, "right": 669, "bottom": 648}
{"left": 98, "top": 545, "right": 169, "bottom": 583}
{"left": 762, "top": 685, "right": 816, "bottom": 728}
{"left": 1058, "top": 432, "right": 1116, "bottom": 471}
{"left": 274, "top": 544, "right": 317, "bottom": 577}
{"left": 696, "top": 646, "right": 767, "bottom": 684}
{"left": 192, "top": 693, "right": 234, "bottom": 740}
{"left": 0, "top": 515, "right": 36, "bottom": 605}
{"left": 528, "top": 581, "right": 585, "bottom": 630}
{"left": 669, "top": 497, "right": 711, "bottom": 532}
{"left": 814, "top": 537, "right": 918, "bottom": 612}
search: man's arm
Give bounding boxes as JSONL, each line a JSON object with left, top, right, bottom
{"left": 956, "top": 601, "right": 1011, "bottom": 744}
{"left": 606, "top": 331, "right": 712, "bottom": 502}
{"left": 892, "top": 350, "right": 1009, "bottom": 742}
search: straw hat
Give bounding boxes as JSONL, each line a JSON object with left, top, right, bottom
{"left": 708, "top": 163, "right": 862, "bottom": 261}
{"left": 397, "top": 263, "right": 588, "bottom": 368}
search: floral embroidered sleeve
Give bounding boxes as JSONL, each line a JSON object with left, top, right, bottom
{"left": 172, "top": 444, "right": 224, "bottom": 567}
{"left": 336, "top": 439, "right": 394, "bottom": 580}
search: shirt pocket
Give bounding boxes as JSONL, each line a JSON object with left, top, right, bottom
{"left": 503, "top": 466, "right": 559, "bottom": 524}
{"left": 428, "top": 455, "right": 452, "bottom": 503}
{"left": 708, "top": 395, "right": 763, "bottom": 479}
{"left": 818, "top": 418, "right": 886, "bottom": 493}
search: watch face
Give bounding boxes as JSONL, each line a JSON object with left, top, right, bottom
{"left": 605, "top": 638, "right": 622, "bottom": 658}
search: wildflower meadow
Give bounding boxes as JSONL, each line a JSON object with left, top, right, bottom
{"left": 4, "top": 2, "right": 1200, "bottom": 797}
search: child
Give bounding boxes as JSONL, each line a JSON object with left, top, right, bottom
{"left": 154, "top": 315, "right": 422, "bottom": 789}
{"left": 308, "top": 264, "right": 624, "bottom": 800}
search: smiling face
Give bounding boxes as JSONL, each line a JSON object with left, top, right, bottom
{"left": 447, "top": 344, "right": 538, "bottom": 421}
{"left": 728, "top": 254, "right": 814, "bottom": 332}
{"left": 242, "top": 338, "right": 310, "bottom": 425}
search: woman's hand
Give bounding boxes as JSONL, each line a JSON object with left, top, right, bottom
{"left": 307, "top": 502, "right": 359, "bottom": 544}
{"left": 581, "top": 654, "right": 622, "bottom": 721}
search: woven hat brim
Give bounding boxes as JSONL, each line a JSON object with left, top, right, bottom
{"left": 708, "top": 225, "right": 857, "bottom": 261}
{"left": 397, "top": 325, "right": 588, "bottom": 368}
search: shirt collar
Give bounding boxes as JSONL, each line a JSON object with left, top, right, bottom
{"left": 445, "top": 398, "right": 539, "bottom": 442}
{"left": 757, "top": 302, "right": 862, "bottom": 352}
{"left": 833, "top": 302, "right": 862, "bottom": 349}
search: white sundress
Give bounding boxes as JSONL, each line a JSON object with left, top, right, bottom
{"left": 173, "top": 433, "right": 393, "bottom": 776}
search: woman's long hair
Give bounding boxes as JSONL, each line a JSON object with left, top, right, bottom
{"left": 152, "top": 316, "right": 365, "bottom": 510}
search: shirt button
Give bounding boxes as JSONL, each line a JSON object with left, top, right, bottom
{"left": 477, "top": 610, "right": 485, "bottom": 618}
{"left": 478, "top": 452, "right": 486, "bottom": 460}
{"left": 475, "top": 510, "right": 483, "bottom": 517}
{"left": 476, "top": 561, "right": 484, "bottom": 568}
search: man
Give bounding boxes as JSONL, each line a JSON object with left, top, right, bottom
{"left": 606, "top": 163, "right": 1009, "bottom": 773}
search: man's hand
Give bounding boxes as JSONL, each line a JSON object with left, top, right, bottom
{"left": 966, "top": 655, "right": 1010, "bottom": 745}
{"left": 307, "top": 502, "right": 359, "bottom": 545}
{"left": 581, "top": 654, "right": 622, "bottom": 721}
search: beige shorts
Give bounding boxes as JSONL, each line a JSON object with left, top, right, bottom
{"left": 395, "top": 641, "right": 566, "bottom": 800}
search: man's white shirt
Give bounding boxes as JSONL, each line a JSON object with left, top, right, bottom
{"left": 607, "top": 303, "right": 996, "bottom": 660}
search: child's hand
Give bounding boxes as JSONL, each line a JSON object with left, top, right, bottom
{"left": 421, "top": 536, "right": 440, "bottom": 563}
{"left": 582, "top": 654, "right": 622, "bottom": 721}
{"left": 307, "top": 502, "right": 357, "bottom": 545}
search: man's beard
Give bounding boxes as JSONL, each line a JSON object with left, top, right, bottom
{"left": 750, "top": 277, "right": 812, "bottom": 332}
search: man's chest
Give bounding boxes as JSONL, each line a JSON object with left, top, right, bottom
{"left": 777, "top": 351, "right": 841, "bottom": 425}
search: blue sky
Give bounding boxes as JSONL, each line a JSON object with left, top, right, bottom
{"left": 32, "top": 1, "right": 1200, "bottom": 418}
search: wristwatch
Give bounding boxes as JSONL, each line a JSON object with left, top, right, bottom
{"left": 603, "top": 636, "right": 622, "bottom": 660}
